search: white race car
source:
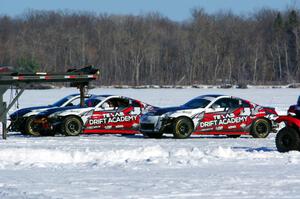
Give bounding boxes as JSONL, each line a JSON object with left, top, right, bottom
{"left": 34, "top": 95, "right": 154, "bottom": 136}
{"left": 9, "top": 93, "right": 93, "bottom": 136}
{"left": 140, "top": 94, "right": 278, "bottom": 139}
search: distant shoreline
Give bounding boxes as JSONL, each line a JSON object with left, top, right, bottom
{"left": 22, "top": 83, "right": 300, "bottom": 90}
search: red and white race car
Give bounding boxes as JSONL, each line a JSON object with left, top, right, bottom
{"left": 36, "top": 95, "right": 154, "bottom": 136}
{"left": 140, "top": 94, "right": 278, "bottom": 139}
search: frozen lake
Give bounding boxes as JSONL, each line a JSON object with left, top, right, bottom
{"left": 0, "top": 87, "right": 300, "bottom": 199}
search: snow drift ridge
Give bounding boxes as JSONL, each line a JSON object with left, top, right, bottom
{"left": 0, "top": 146, "right": 295, "bottom": 169}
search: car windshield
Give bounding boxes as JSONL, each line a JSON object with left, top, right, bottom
{"left": 52, "top": 95, "right": 77, "bottom": 107}
{"left": 85, "top": 96, "right": 107, "bottom": 107}
{"left": 183, "top": 98, "right": 211, "bottom": 108}
{"left": 297, "top": 96, "right": 300, "bottom": 106}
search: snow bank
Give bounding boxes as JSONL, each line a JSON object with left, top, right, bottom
{"left": 0, "top": 145, "right": 299, "bottom": 169}
{"left": 0, "top": 146, "right": 168, "bottom": 168}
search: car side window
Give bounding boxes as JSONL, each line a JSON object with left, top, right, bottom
{"left": 103, "top": 98, "right": 130, "bottom": 111}
{"left": 132, "top": 100, "right": 141, "bottom": 108}
{"left": 66, "top": 98, "right": 81, "bottom": 107}
{"left": 87, "top": 99, "right": 101, "bottom": 107}
{"left": 229, "top": 99, "right": 240, "bottom": 109}
{"left": 101, "top": 100, "right": 116, "bottom": 110}
{"left": 212, "top": 98, "right": 242, "bottom": 109}
{"left": 116, "top": 98, "right": 130, "bottom": 109}
{"left": 241, "top": 100, "right": 251, "bottom": 108}
{"left": 212, "top": 98, "right": 230, "bottom": 108}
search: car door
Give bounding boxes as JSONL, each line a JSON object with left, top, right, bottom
{"left": 196, "top": 98, "right": 230, "bottom": 132}
{"left": 196, "top": 97, "right": 249, "bottom": 132}
{"left": 85, "top": 98, "right": 117, "bottom": 131}
{"left": 222, "top": 98, "right": 252, "bottom": 131}
{"left": 86, "top": 97, "right": 140, "bottom": 131}
{"left": 112, "top": 98, "right": 141, "bottom": 130}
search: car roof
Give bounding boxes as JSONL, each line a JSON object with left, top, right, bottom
{"left": 90, "top": 95, "right": 136, "bottom": 99}
{"left": 90, "top": 94, "right": 113, "bottom": 98}
{"left": 66, "top": 93, "right": 96, "bottom": 98}
{"left": 67, "top": 93, "right": 80, "bottom": 97}
{"left": 195, "top": 94, "right": 230, "bottom": 99}
{"left": 201, "top": 94, "right": 224, "bottom": 98}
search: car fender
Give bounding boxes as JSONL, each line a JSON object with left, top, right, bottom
{"left": 167, "top": 111, "right": 201, "bottom": 130}
{"left": 61, "top": 114, "right": 84, "bottom": 125}
{"left": 275, "top": 116, "right": 300, "bottom": 128}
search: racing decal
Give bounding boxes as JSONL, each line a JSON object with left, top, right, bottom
{"left": 88, "top": 112, "right": 138, "bottom": 125}
{"left": 216, "top": 126, "right": 223, "bottom": 130}
{"left": 240, "top": 123, "right": 247, "bottom": 128}
{"left": 228, "top": 125, "right": 237, "bottom": 129}
{"left": 199, "top": 113, "right": 248, "bottom": 128}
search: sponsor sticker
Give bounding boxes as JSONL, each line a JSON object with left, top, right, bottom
{"left": 89, "top": 112, "right": 138, "bottom": 126}
{"left": 199, "top": 113, "right": 248, "bottom": 128}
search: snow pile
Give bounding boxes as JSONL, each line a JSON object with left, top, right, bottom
{"left": 0, "top": 146, "right": 168, "bottom": 168}
{"left": 1, "top": 145, "right": 299, "bottom": 169}
{"left": 0, "top": 185, "right": 51, "bottom": 199}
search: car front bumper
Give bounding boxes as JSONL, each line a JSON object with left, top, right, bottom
{"left": 140, "top": 115, "right": 162, "bottom": 132}
{"left": 140, "top": 115, "right": 173, "bottom": 133}
{"left": 8, "top": 117, "right": 26, "bottom": 132}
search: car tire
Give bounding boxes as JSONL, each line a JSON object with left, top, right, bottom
{"left": 142, "top": 131, "right": 163, "bottom": 139}
{"left": 20, "top": 128, "right": 28, "bottom": 135}
{"left": 25, "top": 116, "right": 41, "bottom": 136}
{"left": 62, "top": 116, "right": 83, "bottom": 136}
{"left": 251, "top": 118, "right": 271, "bottom": 138}
{"left": 173, "top": 117, "right": 194, "bottom": 139}
{"left": 226, "top": 135, "right": 241, "bottom": 138}
{"left": 276, "top": 127, "right": 300, "bottom": 152}
{"left": 41, "top": 130, "right": 56, "bottom": 137}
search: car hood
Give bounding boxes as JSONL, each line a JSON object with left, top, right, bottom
{"left": 36, "top": 105, "right": 83, "bottom": 117}
{"left": 10, "top": 105, "right": 55, "bottom": 119}
{"left": 152, "top": 105, "right": 195, "bottom": 116}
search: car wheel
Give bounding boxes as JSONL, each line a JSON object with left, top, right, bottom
{"left": 25, "top": 116, "right": 41, "bottom": 136}
{"left": 62, "top": 116, "right": 83, "bottom": 136}
{"left": 142, "top": 131, "right": 163, "bottom": 139}
{"left": 41, "top": 130, "right": 56, "bottom": 137}
{"left": 251, "top": 118, "right": 271, "bottom": 138}
{"left": 276, "top": 127, "right": 300, "bottom": 152}
{"left": 20, "top": 128, "right": 28, "bottom": 135}
{"left": 173, "top": 117, "right": 194, "bottom": 139}
{"left": 226, "top": 135, "right": 241, "bottom": 138}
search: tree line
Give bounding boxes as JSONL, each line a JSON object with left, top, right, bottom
{"left": 0, "top": 8, "right": 299, "bottom": 86}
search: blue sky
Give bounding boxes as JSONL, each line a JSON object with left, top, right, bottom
{"left": 0, "top": 0, "right": 298, "bottom": 21}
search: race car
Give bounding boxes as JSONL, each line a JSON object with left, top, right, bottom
{"left": 9, "top": 93, "right": 93, "bottom": 136}
{"left": 33, "top": 95, "right": 154, "bottom": 136}
{"left": 140, "top": 94, "right": 278, "bottom": 139}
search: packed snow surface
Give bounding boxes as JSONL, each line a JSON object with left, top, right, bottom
{"left": 1, "top": 88, "right": 300, "bottom": 199}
